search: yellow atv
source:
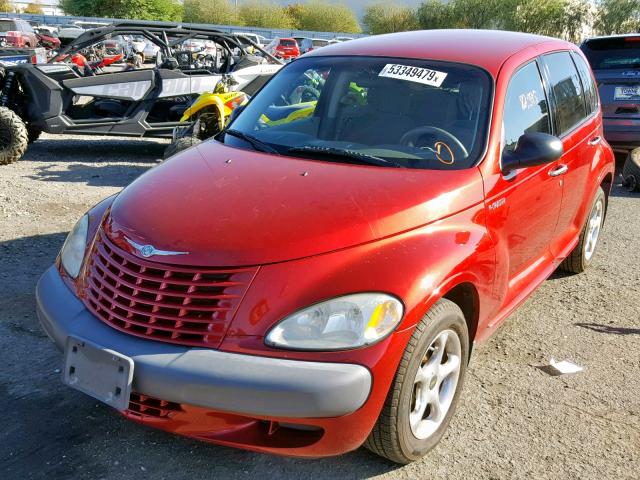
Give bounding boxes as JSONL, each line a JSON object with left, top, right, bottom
{"left": 164, "top": 75, "right": 248, "bottom": 159}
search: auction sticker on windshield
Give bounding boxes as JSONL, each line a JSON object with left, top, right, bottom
{"left": 615, "top": 85, "right": 640, "bottom": 100}
{"left": 379, "top": 64, "right": 447, "bottom": 87}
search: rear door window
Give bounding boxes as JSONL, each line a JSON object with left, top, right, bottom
{"left": 503, "top": 61, "right": 551, "bottom": 154}
{"left": 543, "top": 51, "right": 587, "bottom": 135}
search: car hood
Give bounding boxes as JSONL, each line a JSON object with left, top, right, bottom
{"left": 107, "top": 141, "right": 484, "bottom": 266}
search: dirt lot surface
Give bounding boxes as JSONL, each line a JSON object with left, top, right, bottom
{"left": 1, "top": 134, "right": 638, "bottom": 480}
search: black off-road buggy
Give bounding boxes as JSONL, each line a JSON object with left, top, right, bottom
{"left": 0, "top": 21, "right": 282, "bottom": 165}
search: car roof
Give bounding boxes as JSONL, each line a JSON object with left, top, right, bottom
{"left": 583, "top": 33, "right": 640, "bottom": 42}
{"left": 307, "top": 29, "right": 571, "bottom": 76}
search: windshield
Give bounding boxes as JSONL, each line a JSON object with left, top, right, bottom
{"left": 582, "top": 37, "right": 640, "bottom": 70}
{"left": 281, "top": 39, "right": 296, "bottom": 47}
{"left": 225, "top": 56, "right": 492, "bottom": 169}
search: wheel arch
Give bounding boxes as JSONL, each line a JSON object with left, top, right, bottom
{"left": 600, "top": 171, "right": 613, "bottom": 216}
{"left": 442, "top": 281, "right": 480, "bottom": 346}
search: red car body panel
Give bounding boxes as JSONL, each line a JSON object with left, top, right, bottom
{"left": 45, "top": 30, "right": 615, "bottom": 457}
{"left": 110, "top": 144, "right": 485, "bottom": 266}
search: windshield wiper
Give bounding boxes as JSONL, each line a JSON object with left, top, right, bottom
{"left": 287, "top": 146, "right": 404, "bottom": 168}
{"left": 224, "top": 129, "right": 279, "bottom": 154}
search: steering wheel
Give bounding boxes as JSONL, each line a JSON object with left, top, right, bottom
{"left": 400, "top": 126, "right": 468, "bottom": 162}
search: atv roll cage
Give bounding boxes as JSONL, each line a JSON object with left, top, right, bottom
{"left": 0, "top": 20, "right": 284, "bottom": 165}
{"left": 52, "top": 21, "right": 283, "bottom": 69}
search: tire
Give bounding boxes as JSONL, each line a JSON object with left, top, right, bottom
{"left": 364, "top": 299, "right": 470, "bottom": 464}
{"left": 560, "top": 186, "right": 606, "bottom": 274}
{"left": 27, "top": 124, "right": 42, "bottom": 144}
{"left": 0, "top": 106, "right": 29, "bottom": 165}
{"left": 622, "top": 149, "right": 640, "bottom": 192}
{"left": 163, "top": 136, "right": 202, "bottom": 160}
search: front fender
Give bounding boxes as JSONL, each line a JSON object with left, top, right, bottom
{"left": 221, "top": 202, "right": 496, "bottom": 359}
{"left": 180, "top": 94, "right": 225, "bottom": 122}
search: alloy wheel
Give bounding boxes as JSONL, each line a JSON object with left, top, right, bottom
{"left": 410, "top": 329, "right": 462, "bottom": 440}
{"left": 584, "top": 197, "right": 604, "bottom": 261}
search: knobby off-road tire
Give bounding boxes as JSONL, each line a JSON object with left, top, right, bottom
{"left": 622, "top": 149, "right": 640, "bottom": 192}
{"left": 364, "top": 299, "right": 470, "bottom": 464}
{"left": 163, "top": 136, "right": 202, "bottom": 160}
{"left": 560, "top": 186, "right": 606, "bottom": 274}
{"left": 0, "top": 107, "right": 28, "bottom": 165}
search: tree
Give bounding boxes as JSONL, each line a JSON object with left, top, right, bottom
{"left": 182, "top": 0, "right": 236, "bottom": 25}
{"left": 239, "top": 1, "right": 294, "bottom": 29}
{"left": 450, "top": 0, "right": 517, "bottom": 29}
{"left": 363, "top": 3, "right": 418, "bottom": 34}
{"left": 285, "top": 3, "right": 305, "bottom": 29}
{"left": 60, "top": 0, "right": 183, "bottom": 22}
{"left": 415, "top": 0, "right": 591, "bottom": 41}
{"left": 24, "top": 2, "right": 44, "bottom": 14}
{"left": 289, "top": 1, "right": 361, "bottom": 33}
{"left": 513, "top": 0, "right": 591, "bottom": 42}
{"left": 594, "top": 0, "right": 640, "bottom": 35}
{"left": 0, "top": 0, "right": 13, "bottom": 13}
{"left": 417, "top": 0, "right": 455, "bottom": 30}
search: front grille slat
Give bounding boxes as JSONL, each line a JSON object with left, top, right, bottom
{"left": 82, "top": 229, "right": 256, "bottom": 348}
{"left": 87, "top": 275, "right": 238, "bottom": 311}
{"left": 93, "top": 248, "right": 246, "bottom": 291}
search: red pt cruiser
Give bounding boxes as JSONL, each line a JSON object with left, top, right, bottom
{"left": 37, "top": 30, "right": 614, "bottom": 464}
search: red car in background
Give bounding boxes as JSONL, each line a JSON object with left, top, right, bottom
{"left": 37, "top": 30, "right": 614, "bottom": 464}
{"left": 0, "top": 18, "right": 38, "bottom": 48}
{"left": 266, "top": 37, "right": 300, "bottom": 60}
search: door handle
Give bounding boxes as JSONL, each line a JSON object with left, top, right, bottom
{"left": 588, "top": 136, "right": 602, "bottom": 146}
{"left": 548, "top": 164, "right": 569, "bottom": 177}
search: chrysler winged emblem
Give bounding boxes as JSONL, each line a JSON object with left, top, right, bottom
{"left": 125, "top": 237, "right": 189, "bottom": 258}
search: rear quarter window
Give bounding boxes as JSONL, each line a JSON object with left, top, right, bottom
{"left": 0, "top": 21, "right": 18, "bottom": 32}
{"left": 572, "top": 52, "right": 599, "bottom": 115}
{"left": 543, "top": 51, "right": 587, "bottom": 136}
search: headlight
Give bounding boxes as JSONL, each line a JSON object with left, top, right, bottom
{"left": 60, "top": 215, "right": 89, "bottom": 279}
{"left": 265, "top": 293, "right": 404, "bottom": 350}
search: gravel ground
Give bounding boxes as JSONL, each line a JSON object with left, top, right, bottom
{"left": 0, "top": 134, "right": 638, "bottom": 480}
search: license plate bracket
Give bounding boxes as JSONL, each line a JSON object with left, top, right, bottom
{"left": 62, "top": 335, "right": 133, "bottom": 411}
{"left": 614, "top": 85, "right": 640, "bottom": 100}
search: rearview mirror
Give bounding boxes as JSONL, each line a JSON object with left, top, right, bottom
{"left": 501, "top": 132, "right": 563, "bottom": 174}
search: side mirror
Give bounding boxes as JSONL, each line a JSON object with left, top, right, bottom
{"left": 501, "top": 132, "right": 563, "bottom": 174}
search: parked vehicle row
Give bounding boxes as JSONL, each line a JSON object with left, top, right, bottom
{"left": 0, "top": 18, "right": 39, "bottom": 48}
{"left": 35, "top": 29, "right": 614, "bottom": 465}
{"left": 580, "top": 34, "right": 640, "bottom": 191}
{"left": 0, "top": 21, "right": 283, "bottom": 165}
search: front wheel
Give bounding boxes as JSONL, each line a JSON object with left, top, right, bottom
{"left": 560, "top": 186, "right": 606, "bottom": 273}
{"left": 0, "top": 107, "right": 29, "bottom": 165}
{"left": 163, "top": 136, "right": 202, "bottom": 160}
{"left": 364, "top": 299, "right": 469, "bottom": 464}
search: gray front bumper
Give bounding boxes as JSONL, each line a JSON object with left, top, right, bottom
{"left": 36, "top": 266, "right": 371, "bottom": 418}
